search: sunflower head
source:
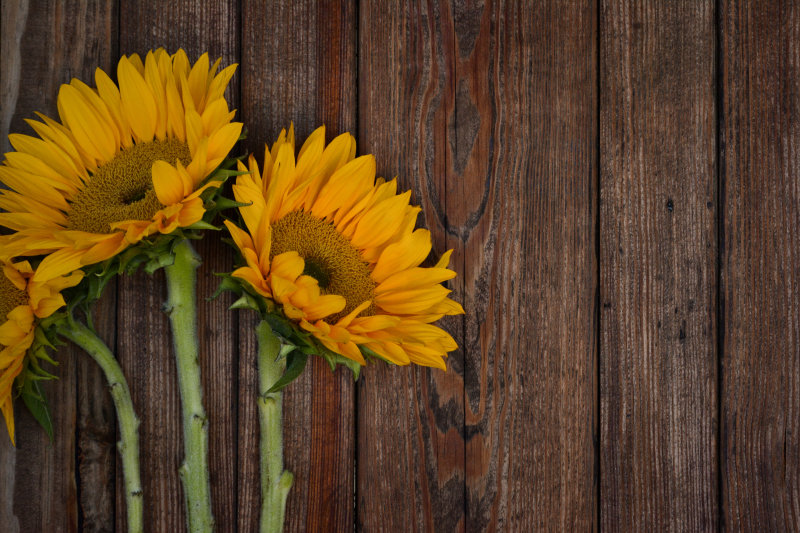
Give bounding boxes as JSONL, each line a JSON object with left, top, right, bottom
{"left": 223, "top": 125, "right": 464, "bottom": 380}
{"left": 0, "top": 260, "right": 83, "bottom": 444}
{"left": 0, "top": 48, "right": 243, "bottom": 289}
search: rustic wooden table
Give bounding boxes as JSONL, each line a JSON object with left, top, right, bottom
{"left": 0, "top": 1, "right": 798, "bottom": 531}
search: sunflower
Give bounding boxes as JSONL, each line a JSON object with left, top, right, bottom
{"left": 0, "top": 48, "right": 242, "bottom": 281}
{"left": 0, "top": 259, "right": 83, "bottom": 443}
{"left": 225, "top": 125, "right": 463, "bottom": 369}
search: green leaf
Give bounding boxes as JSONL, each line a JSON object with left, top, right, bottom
{"left": 210, "top": 274, "right": 242, "bottom": 301}
{"left": 213, "top": 196, "right": 252, "bottom": 211}
{"left": 184, "top": 220, "right": 220, "bottom": 231}
{"left": 264, "top": 313, "right": 295, "bottom": 339}
{"left": 20, "top": 381, "right": 54, "bottom": 442}
{"left": 267, "top": 350, "right": 309, "bottom": 393}
{"left": 229, "top": 293, "right": 261, "bottom": 312}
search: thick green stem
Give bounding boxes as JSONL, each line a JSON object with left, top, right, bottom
{"left": 164, "top": 239, "right": 214, "bottom": 532}
{"left": 57, "top": 320, "right": 143, "bottom": 533}
{"left": 256, "top": 321, "right": 293, "bottom": 533}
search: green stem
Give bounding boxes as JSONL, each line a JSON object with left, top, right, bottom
{"left": 57, "top": 320, "right": 143, "bottom": 533}
{"left": 164, "top": 239, "right": 214, "bottom": 532}
{"left": 255, "top": 321, "right": 293, "bottom": 533}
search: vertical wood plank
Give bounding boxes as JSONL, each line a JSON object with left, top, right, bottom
{"left": 720, "top": 2, "right": 800, "bottom": 531}
{"left": 78, "top": 283, "right": 118, "bottom": 533}
{"left": 239, "top": 2, "right": 357, "bottom": 532}
{"left": 117, "top": 1, "right": 240, "bottom": 530}
{"left": 0, "top": 1, "right": 118, "bottom": 531}
{"left": 600, "top": 1, "right": 718, "bottom": 531}
{"left": 357, "top": 2, "right": 466, "bottom": 529}
{"left": 358, "top": 1, "right": 598, "bottom": 530}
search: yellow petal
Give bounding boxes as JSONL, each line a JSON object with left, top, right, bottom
{"left": 375, "top": 285, "right": 451, "bottom": 315}
{"left": 303, "top": 294, "right": 346, "bottom": 322}
{"left": 376, "top": 267, "right": 456, "bottom": 294}
{"left": 2, "top": 397, "right": 16, "bottom": 446}
{"left": 57, "top": 84, "right": 116, "bottom": 162}
{"left": 350, "top": 191, "right": 412, "bottom": 250}
{"left": 118, "top": 56, "right": 158, "bottom": 142}
{"left": 372, "top": 229, "right": 432, "bottom": 282}
{"left": 151, "top": 161, "right": 185, "bottom": 205}
{"left": 95, "top": 67, "right": 133, "bottom": 148}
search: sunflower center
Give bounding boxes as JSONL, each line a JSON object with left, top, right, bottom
{"left": 0, "top": 270, "right": 28, "bottom": 329}
{"left": 66, "top": 140, "right": 191, "bottom": 234}
{"left": 270, "top": 211, "right": 375, "bottom": 321}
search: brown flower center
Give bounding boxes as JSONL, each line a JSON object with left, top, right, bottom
{"left": 66, "top": 139, "right": 191, "bottom": 233}
{"left": 270, "top": 211, "right": 375, "bottom": 321}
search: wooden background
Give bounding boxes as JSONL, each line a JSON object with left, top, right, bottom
{"left": 0, "top": 0, "right": 799, "bottom": 531}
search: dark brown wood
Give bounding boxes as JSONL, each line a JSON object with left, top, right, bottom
{"left": 6, "top": 1, "right": 800, "bottom": 530}
{"left": 77, "top": 285, "right": 118, "bottom": 533}
{"left": 0, "top": 1, "right": 117, "bottom": 531}
{"left": 600, "top": 1, "right": 718, "bottom": 531}
{"left": 720, "top": 2, "right": 800, "bottom": 531}
{"left": 116, "top": 1, "right": 240, "bottom": 531}
{"left": 239, "top": 2, "right": 358, "bottom": 531}
{"left": 358, "top": 1, "right": 597, "bottom": 530}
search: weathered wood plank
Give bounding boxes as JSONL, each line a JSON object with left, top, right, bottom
{"left": 600, "top": 1, "right": 718, "bottom": 531}
{"left": 239, "top": 1, "right": 357, "bottom": 532}
{"left": 117, "top": 1, "right": 240, "bottom": 530}
{"left": 0, "top": 1, "right": 118, "bottom": 531}
{"left": 357, "top": 2, "right": 465, "bottom": 529}
{"left": 358, "top": 1, "right": 598, "bottom": 530}
{"left": 77, "top": 282, "right": 118, "bottom": 533}
{"left": 720, "top": 2, "right": 800, "bottom": 531}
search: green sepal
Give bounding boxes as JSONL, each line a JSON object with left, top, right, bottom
{"left": 265, "top": 349, "right": 308, "bottom": 393}
{"left": 211, "top": 196, "right": 251, "bottom": 212}
{"left": 184, "top": 220, "right": 220, "bottom": 231}
{"left": 20, "top": 380, "right": 54, "bottom": 442}
{"left": 230, "top": 292, "right": 262, "bottom": 312}
{"left": 13, "top": 311, "right": 70, "bottom": 442}
{"left": 318, "top": 347, "right": 361, "bottom": 380}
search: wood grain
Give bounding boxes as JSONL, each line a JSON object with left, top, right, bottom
{"left": 116, "top": 1, "right": 240, "bottom": 531}
{"left": 77, "top": 285, "right": 118, "bottom": 533}
{"left": 359, "top": 1, "right": 597, "bottom": 530}
{"left": 357, "top": 2, "right": 465, "bottom": 530}
{"left": 600, "top": 1, "right": 718, "bottom": 531}
{"left": 239, "top": 1, "right": 357, "bottom": 531}
{"left": 720, "top": 2, "right": 800, "bottom": 531}
{"left": 0, "top": 1, "right": 117, "bottom": 531}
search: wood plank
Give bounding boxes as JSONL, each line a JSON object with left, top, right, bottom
{"left": 600, "top": 1, "right": 718, "bottom": 530}
{"left": 357, "top": 3, "right": 465, "bottom": 528}
{"left": 77, "top": 284, "right": 118, "bottom": 533}
{"left": 239, "top": 2, "right": 357, "bottom": 531}
{"left": 0, "top": 1, "right": 118, "bottom": 531}
{"left": 358, "top": 1, "right": 597, "bottom": 530}
{"left": 720, "top": 2, "right": 800, "bottom": 531}
{"left": 117, "top": 1, "right": 240, "bottom": 530}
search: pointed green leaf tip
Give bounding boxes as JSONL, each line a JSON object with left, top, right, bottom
{"left": 266, "top": 349, "right": 309, "bottom": 393}
{"left": 20, "top": 380, "right": 54, "bottom": 442}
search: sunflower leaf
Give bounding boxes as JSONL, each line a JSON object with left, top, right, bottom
{"left": 264, "top": 313, "right": 295, "bottom": 339}
{"left": 20, "top": 380, "right": 54, "bottom": 442}
{"left": 267, "top": 350, "right": 308, "bottom": 393}
{"left": 230, "top": 293, "right": 261, "bottom": 312}
{"left": 184, "top": 220, "right": 220, "bottom": 231}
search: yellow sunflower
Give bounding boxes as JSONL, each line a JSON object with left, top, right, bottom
{"left": 0, "top": 259, "right": 83, "bottom": 443}
{"left": 225, "top": 125, "right": 463, "bottom": 369}
{"left": 0, "top": 48, "right": 242, "bottom": 281}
